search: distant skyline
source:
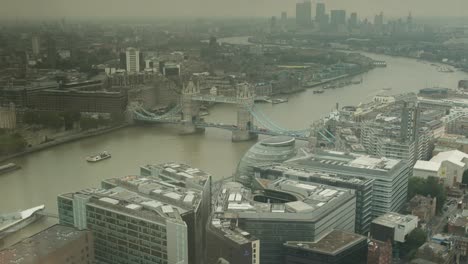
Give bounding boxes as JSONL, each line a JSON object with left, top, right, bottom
{"left": 1, "top": 0, "right": 468, "bottom": 20}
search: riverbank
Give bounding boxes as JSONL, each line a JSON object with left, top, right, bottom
{"left": 0, "top": 124, "right": 129, "bottom": 164}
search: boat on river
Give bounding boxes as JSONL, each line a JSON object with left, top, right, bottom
{"left": 0, "top": 163, "right": 20, "bottom": 175}
{"left": 313, "top": 89, "right": 324, "bottom": 94}
{"left": 323, "top": 84, "right": 337, "bottom": 89}
{"left": 0, "top": 205, "right": 45, "bottom": 239}
{"left": 86, "top": 151, "right": 111, "bottom": 163}
{"left": 272, "top": 98, "right": 288, "bottom": 104}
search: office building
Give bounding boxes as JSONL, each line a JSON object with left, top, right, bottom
{"left": 281, "top": 11, "right": 287, "bottom": 21}
{"left": 412, "top": 241, "right": 456, "bottom": 264}
{"left": 315, "top": 2, "right": 329, "bottom": 28}
{"left": 367, "top": 239, "right": 392, "bottom": 264}
{"left": 253, "top": 164, "right": 373, "bottom": 234}
{"left": 408, "top": 195, "right": 436, "bottom": 223}
{"left": 370, "top": 212, "right": 418, "bottom": 243}
{"left": 126, "top": 47, "right": 140, "bottom": 73}
{"left": 119, "top": 52, "right": 127, "bottom": 70}
{"left": 212, "top": 179, "right": 356, "bottom": 264}
{"left": 163, "top": 63, "right": 181, "bottom": 76}
{"left": 207, "top": 205, "right": 260, "bottom": 264}
{"left": 236, "top": 136, "right": 297, "bottom": 187}
{"left": 433, "top": 134, "right": 468, "bottom": 155}
{"left": 413, "top": 150, "right": 468, "bottom": 188}
{"left": 46, "top": 35, "right": 56, "bottom": 68}
{"left": 330, "top": 10, "right": 346, "bottom": 27}
{"left": 59, "top": 163, "right": 211, "bottom": 264}
{"left": 135, "top": 163, "right": 212, "bottom": 264}
{"left": 296, "top": 0, "right": 312, "bottom": 27}
{"left": 360, "top": 100, "right": 430, "bottom": 166}
{"left": 28, "top": 89, "right": 127, "bottom": 113}
{"left": 31, "top": 35, "right": 40, "bottom": 56}
{"left": 0, "top": 82, "right": 58, "bottom": 107}
{"left": 285, "top": 150, "right": 410, "bottom": 218}
{"left": 283, "top": 230, "right": 368, "bottom": 264}
{"left": 316, "top": 3, "right": 325, "bottom": 21}
{"left": 374, "top": 12, "right": 384, "bottom": 28}
{"left": 0, "top": 224, "right": 94, "bottom": 264}
{"left": 58, "top": 185, "right": 189, "bottom": 264}
{"left": 349, "top": 12, "right": 358, "bottom": 28}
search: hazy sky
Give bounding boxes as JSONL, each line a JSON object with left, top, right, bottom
{"left": 1, "top": 0, "right": 468, "bottom": 19}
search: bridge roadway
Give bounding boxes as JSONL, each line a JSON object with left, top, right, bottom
{"left": 134, "top": 114, "right": 309, "bottom": 140}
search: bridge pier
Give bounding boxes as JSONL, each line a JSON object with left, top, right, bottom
{"left": 232, "top": 83, "right": 257, "bottom": 142}
{"left": 179, "top": 121, "right": 205, "bottom": 135}
{"left": 178, "top": 80, "right": 204, "bottom": 135}
{"left": 232, "top": 130, "right": 258, "bottom": 142}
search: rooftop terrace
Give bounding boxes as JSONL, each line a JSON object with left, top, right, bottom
{"left": 284, "top": 230, "right": 366, "bottom": 255}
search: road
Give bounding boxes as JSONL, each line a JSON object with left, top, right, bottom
{"left": 428, "top": 200, "right": 459, "bottom": 237}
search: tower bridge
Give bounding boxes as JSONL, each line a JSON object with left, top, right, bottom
{"left": 130, "top": 80, "right": 315, "bottom": 142}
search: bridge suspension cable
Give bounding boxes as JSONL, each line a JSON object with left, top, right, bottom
{"left": 248, "top": 105, "right": 310, "bottom": 136}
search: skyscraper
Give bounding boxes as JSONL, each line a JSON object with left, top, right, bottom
{"left": 296, "top": 0, "right": 312, "bottom": 27}
{"left": 315, "top": 2, "right": 325, "bottom": 21}
{"left": 315, "top": 2, "right": 329, "bottom": 29}
{"left": 281, "top": 11, "right": 287, "bottom": 21}
{"left": 330, "top": 10, "right": 346, "bottom": 26}
{"left": 46, "top": 35, "right": 56, "bottom": 68}
{"left": 349, "top": 12, "right": 358, "bottom": 28}
{"left": 125, "top": 47, "right": 140, "bottom": 73}
{"left": 31, "top": 35, "right": 40, "bottom": 56}
{"left": 374, "top": 12, "right": 384, "bottom": 30}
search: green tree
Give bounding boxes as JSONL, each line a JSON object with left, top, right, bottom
{"left": 400, "top": 228, "right": 427, "bottom": 260}
{"left": 408, "top": 177, "right": 446, "bottom": 213}
{"left": 0, "top": 133, "right": 27, "bottom": 155}
{"left": 38, "top": 112, "right": 63, "bottom": 129}
{"left": 110, "top": 112, "right": 125, "bottom": 124}
{"left": 463, "top": 170, "right": 468, "bottom": 185}
{"left": 61, "top": 111, "right": 81, "bottom": 130}
{"left": 80, "top": 117, "right": 99, "bottom": 130}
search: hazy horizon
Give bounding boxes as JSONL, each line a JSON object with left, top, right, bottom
{"left": 2, "top": 0, "right": 468, "bottom": 20}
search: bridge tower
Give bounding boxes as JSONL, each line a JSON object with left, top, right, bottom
{"left": 179, "top": 80, "right": 204, "bottom": 134}
{"left": 232, "top": 83, "right": 258, "bottom": 142}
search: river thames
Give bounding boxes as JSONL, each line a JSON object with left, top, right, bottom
{"left": 1, "top": 36, "right": 467, "bottom": 216}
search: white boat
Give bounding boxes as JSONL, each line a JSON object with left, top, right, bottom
{"left": 86, "top": 151, "right": 111, "bottom": 162}
{"left": 271, "top": 98, "right": 288, "bottom": 104}
{"left": 0, "top": 205, "right": 45, "bottom": 239}
{"left": 0, "top": 163, "right": 20, "bottom": 175}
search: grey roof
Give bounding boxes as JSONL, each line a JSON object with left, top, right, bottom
{"left": 0, "top": 225, "right": 90, "bottom": 263}
{"left": 284, "top": 230, "right": 366, "bottom": 256}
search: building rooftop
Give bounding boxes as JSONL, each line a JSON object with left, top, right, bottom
{"left": 0, "top": 224, "right": 89, "bottom": 263}
{"left": 284, "top": 230, "right": 366, "bottom": 256}
{"left": 254, "top": 164, "right": 373, "bottom": 186}
{"left": 210, "top": 179, "right": 354, "bottom": 245}
{"left": 140, "top": 162, "right": 210, "bottom": 189}
{"left": 430, "top": 150, "right": 468, "bottom": 167}
{"left": 413, "top": 160, "right": 441, "bottom": 172}
{"left": 372, "top": 212, "right": 418, "bottom": 228}
{"left": 214, "top": 179, "right": 354, "bottom": 221}
{"left": 102, "top": 175, "right": 203, "bottom": 212}
{"left": 286, "top": 149, "right": 402, "bottom": 174}
{"left": 61, "top": 186, "right": 186, "bottom": 223}
{"left": 261, "top": 136, "right": 296, "bottom": 147}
